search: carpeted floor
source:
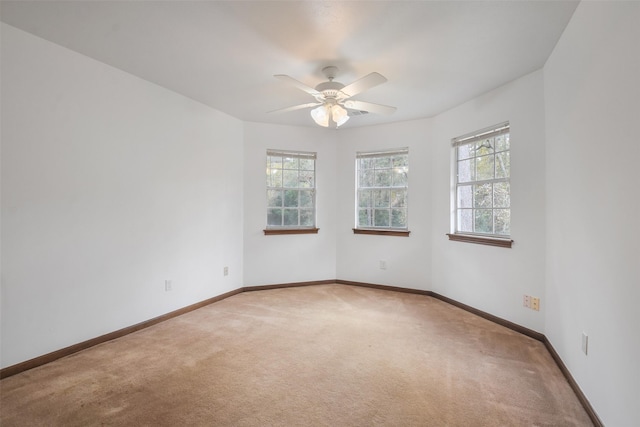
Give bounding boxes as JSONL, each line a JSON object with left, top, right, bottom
{"left": 1, "top": 284, "right": 592, "bottom": 426}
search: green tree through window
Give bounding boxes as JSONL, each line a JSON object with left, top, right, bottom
{"left": 453, "top": 123, "right": 510, "bottom": 237}
{"left": 266, "top": 150, "right": 316, "bottom": 229}
{"left": 356, "top": 148, "right": 409, "bottom": 230}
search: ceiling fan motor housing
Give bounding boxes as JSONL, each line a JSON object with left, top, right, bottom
{"left": 315, "top": 80, "right": 345, "bottom": 99}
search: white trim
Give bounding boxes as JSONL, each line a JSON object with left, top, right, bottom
{"left": 356, "top": 147, "right": 409, "bottom": 159}
{"left": 267, "top": 149, "right": 317, "bottom": 159}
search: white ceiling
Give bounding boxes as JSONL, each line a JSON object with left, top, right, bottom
{"left": 0, "top": 1, "right": 579, "bottom": 129}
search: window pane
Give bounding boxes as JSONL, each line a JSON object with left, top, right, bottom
{"left": 392, "top": 167, "right": 408, "bottom": 187}
{"left": 375, "top": 169, "right": 391, "bottom": 187}
{"left": 375, "top": 156, "right": 391, "bottom": 168}
{"left": 493, "top": 182, "right": 510, "bottom": 208}
{"left": 494, "top": 209, "right": 510, "bottom": 235}
{"left": 476, "top": 154, "right": 494, "bottom": 181}
{"left": 283, "top": 157, "right": 298, "bottom": 169}
{"left": 357, "top": 150, "right": 409, "bottom": 231}
{"left": 269, "top": 156, "right": 283, "bottom": 170}
{"left": 300, "top": 209, "right": 314, "bottom": 226}
{"left": 474, "top": 209, "right": 493, "bottom": 234}
{"left": 358, "top": 191, "right": 372, "bottom": 208}
{"left": 475, "top": 139, "right": 494, "bottom": 156}
{"left": 458, "top": 209, "right": 473, "bottom": 233}
{"left": 267, "top": 190, "right": 282, "bottom": 207}
{"left": 283, "top": 209, "right": 298, "bottom": 226}
{"left": 390, "top": 190, "right": 406, "bottom": 207}
{"left": 299, "top": 171, "right": 314, "bottom": 188}
{"left": 457, "top": 158, "right": 475, "bottom": 183}
{"left": 391, "top": 209, "right": 406, "bottom": 228}
{"left": 495, "top": 134, "right": 509, "bottom": 152}
{"left": 358, "top": 209, "right": 371, "bottom": 227}
{"left": 299, "top": 190, "right": 313, "bottom": 208}
{"left": 374, "top": 209, "right": 390, "bottom": 227}
{"left": 299, "top": 158, "right": 314, "bottom": 171}
{"left": 453, "top": 126, "right": 509, "bottom": 238}
{"left": 457, "top": 143, "right": 473, "bottom": 160}
{"left": 457, "top": 185, "right": 473, "bottom": 208}
{"left": 267, "top": 208, "right": 282, "bottom": 226}
{"left": 474, "top": 183, "right": 492, "bottom": 208}
{"left": 266, "top": 150, "right": 316, "bottom": 229}
{"left": 392, "top": 155, "right": 408, "bottom": 167}
{"left": 359, "top": 169, "right": 374, "bottom": 187}
{"left": 359, "top": 158, "right": 374, "bottom": 170}
{"left": 495, "top": 152, "right": 510, "bottom": 179}
{"left": 269, "top": 169, "right": 282, "bottom": 187}
{"left": 283, "top": 170, "right": 298, "bottom": 188}
{"left": 284, "top": 190, "right": 298, "bottom": 207}
{"left": 374, "top": 190, "right": 390, "bottom": 208}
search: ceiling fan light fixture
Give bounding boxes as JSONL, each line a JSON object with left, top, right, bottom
{"left": 310, "top": 105, "right": 329, "bottom": 127}
{"left": 332, "top": 104, "right": 349, "bottom": 127}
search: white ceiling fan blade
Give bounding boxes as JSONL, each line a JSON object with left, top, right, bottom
{"left": 340, "top": 72, "right": 387, "bottom": 98}
{"left": 274, "top": 74, "right": 321, "bottom": 97}
{"left": 344, "top": 100, "right": 397, "bottom": 116}
{"left": 268, "top": 102, "right": 322, "bottom": 114}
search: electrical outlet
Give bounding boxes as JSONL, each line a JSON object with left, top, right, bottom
{"left": 582, "top": 332, "right": 588, "bottom": 355}
{"left": 531, "top": 297, "right": 540, "bottom": 311}
{"left": 165, "top": 280, "right": 172, "bottom": 291}
{"left": 224, "top": 266, "right": 229, "bottom": 276}
{"left": 379, "top": 260, "right": 387, "bottom": 270}
{"left": 523, "top": 295, "right": 531, "bottom": 308}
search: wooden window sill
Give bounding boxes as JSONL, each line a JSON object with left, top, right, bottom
{"left": 353, "top": 229, "right": 410, "bottom": 237}
{"left": 447, "top": 233, "right": 513, "bottom": 248}
{"left": 264, "top": 228, "right": 319, "bottom": 235}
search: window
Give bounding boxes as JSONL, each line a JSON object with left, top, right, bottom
{"left": 355, "top": 148, "right": 409, "bottom": 236}
{"left": 450, "top": 122, "right": 511, "bottom": 247}
{"left": 265, "top": 149, "right": 317, "bottom": 234}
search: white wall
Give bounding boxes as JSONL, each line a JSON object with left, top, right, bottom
{"left": 242, "top": 122, "right": 336, "bottom": 286}
{"left": 544, "top": 2, "right": 640, "bottom": 425}
{"left": 1, "top": 24, "right": 244, "bottom": 368}
{"left": 430, "top": 70, "right": 547, "bottom": 333}
{"left": 335, "top": 120, "right": 432, "bottom": 290}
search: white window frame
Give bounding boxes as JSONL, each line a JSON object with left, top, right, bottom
{"left": 265, "top": 149, "right": 317, "bottom": 232}
{"left": 451, "top": 122, "right": 511, "bottom": 243}
{"left": 355, "top": 148, "right": 409, "bottom": 234}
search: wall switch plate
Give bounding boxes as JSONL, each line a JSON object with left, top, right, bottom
{"left": 379, "top": 260, "right": 387, "bottom": 270}
{"left": 523, "top": 295, "right": 531, "bottom": 308}
{"left": 582, "top": 332, "right": 588, "bottom": 355}
{"left": 224, "top": 266, "right": 229, "bottom": 276}
{"left": 165, "top": 280, "right": 172, "bottom": 291}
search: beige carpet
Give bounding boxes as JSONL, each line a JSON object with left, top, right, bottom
{"left": 1, "top": 284, "right": 592, "bottom": 426}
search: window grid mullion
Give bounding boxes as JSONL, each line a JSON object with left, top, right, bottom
{"left": 453, "top": 124, "right": 510, "bottom": 237}
{"left": 356, "top": 152, "right": 408, "bottom": 230}
{"left": 266, "top": 152, "right": 316, "bottom": 229}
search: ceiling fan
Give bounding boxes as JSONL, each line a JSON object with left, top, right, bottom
{"left": 270, "top": 66, "right": 396, "bottom": 128}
